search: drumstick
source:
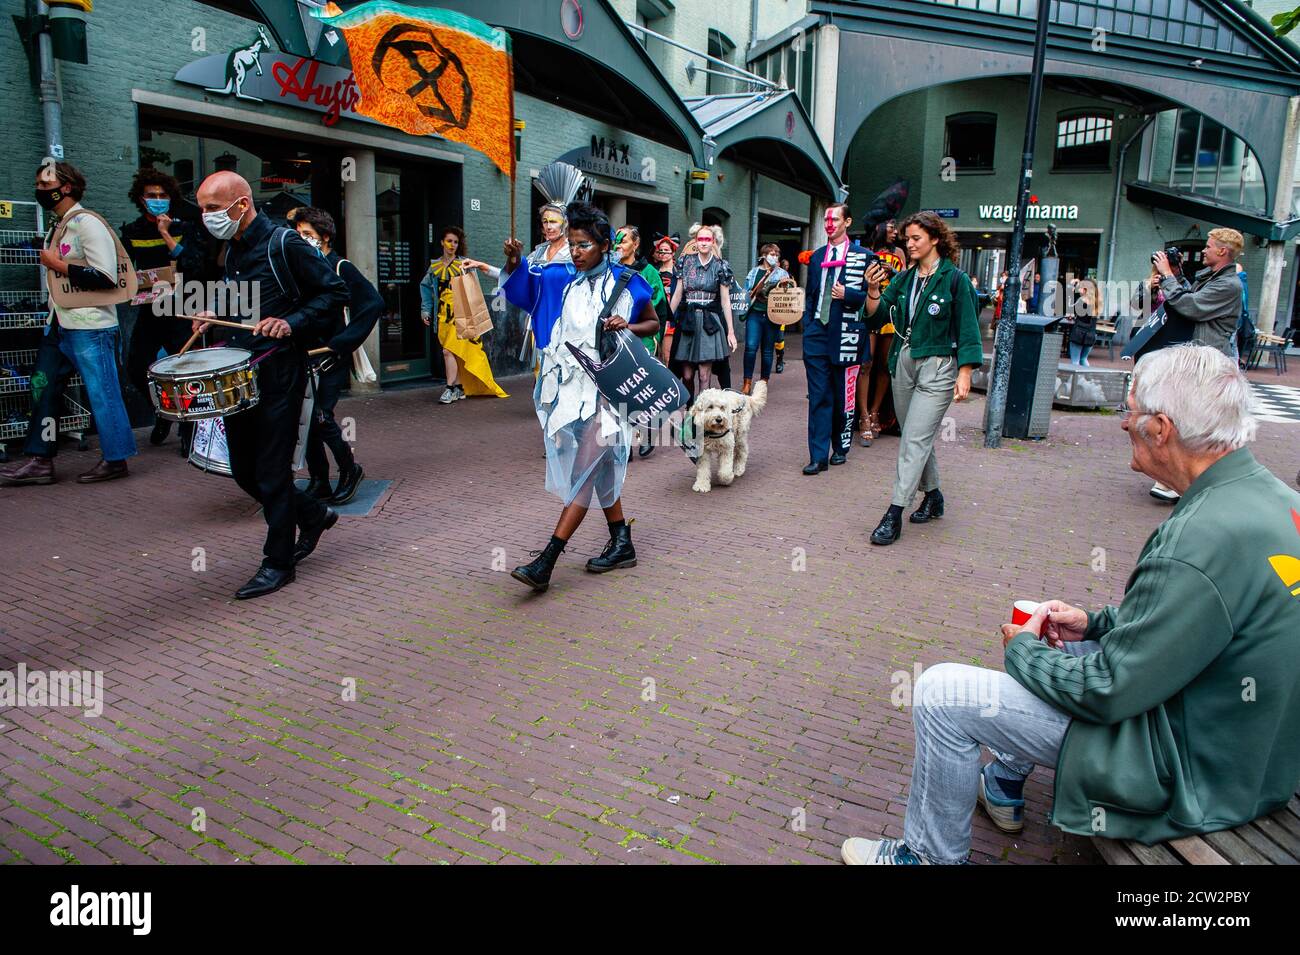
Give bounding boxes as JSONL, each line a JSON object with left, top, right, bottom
{"left": 171, "top": 315, "right": 253, "bottom": 331}
{"left": 308, "top": 347, "right": 332, "bottom": 356}
{"left": 177, "top": 327, "right": 204, "bottom": 356}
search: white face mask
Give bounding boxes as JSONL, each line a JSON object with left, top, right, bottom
{"left": 765, "top": 254, "right": 778, "bottom": 267}
{"left": 203, "top": 198, "right": 245, "bottom": 240}
{"left": 301, "top": 233, "right": 321, "bottom": 251}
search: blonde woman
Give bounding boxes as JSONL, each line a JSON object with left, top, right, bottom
{"left": 1069, "top": 279, "right": 1101, "bottom": 367}
{"left": 668, "top": 223, "right": 736, "bottom": 396}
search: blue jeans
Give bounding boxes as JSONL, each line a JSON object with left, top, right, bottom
{"left": 25, "top": 323, "right": 137, "bottom": 461}
{"left": 901, "top": 643, "right": 1099, "bottom": 863}
{"left": 1068, "top": 342, "right": 1092, "bottom": 366}
{"left": 743, "top": 312, "right": 779, "bottom": 379}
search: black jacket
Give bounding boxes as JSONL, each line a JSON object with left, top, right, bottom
{"left": 219, "top": 212, "right": 348, "bottom": 355}
{"left": 119, "top": 204, "right": 211, "bottom": 278}
{"left": 323, "top": 250, "right": 384, "bottom": 356}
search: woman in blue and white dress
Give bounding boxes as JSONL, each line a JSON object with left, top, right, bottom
{"left": 501, "top": 202, "right": 659, "bottom": 593}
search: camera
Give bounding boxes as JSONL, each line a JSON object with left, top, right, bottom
{"left": 862, "top": 248, "right": 898, "bottom": 277}
{"left": 1152, "top": 247, "right": 1183, "bottom": 273}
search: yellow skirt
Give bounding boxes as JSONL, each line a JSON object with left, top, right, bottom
{"left": 437, "top": 317, "right": 508, "bottom": 398}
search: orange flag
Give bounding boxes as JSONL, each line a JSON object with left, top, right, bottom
{"left": 316, "top": 1, "right": 514, "bottom": 175}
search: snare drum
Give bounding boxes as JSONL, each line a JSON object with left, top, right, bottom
{"left": 148, "top": 347, "right": 259, "bottom": 421}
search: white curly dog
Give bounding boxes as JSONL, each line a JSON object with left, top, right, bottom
{"left": 689, "top": 381, "right": 768, "bottom": 493}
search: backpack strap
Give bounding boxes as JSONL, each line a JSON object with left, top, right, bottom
{"left": 267, "top": 226, "right": 301, "bottom": 302}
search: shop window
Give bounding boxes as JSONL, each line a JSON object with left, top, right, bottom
{"left": 706, "top": 30, "right": 736, "bottom": 96}
{"left": 634, "top": 0, "right": 671, "bottom": 72}
{"left": 944, "top": 112, "right": 997, "bottom": 173}
{"left": 1054, "top": 111, "right": 1113, "bottom": 170}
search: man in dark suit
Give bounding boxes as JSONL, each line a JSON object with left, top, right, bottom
{"left": 802, "top": 202, "right": 869, "bottom": 474}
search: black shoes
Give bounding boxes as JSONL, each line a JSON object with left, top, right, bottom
{"left": 586, "top": 521, "right": 636, "bottom": 573}
{"left": 830, "top": 451, "right": 847, "bottom": 466}
{"left": 870, "top": 507, "right": 903, "bottom": 546}
{"left": 512, "top": 536, "right": 566, "bottom": 592}
{"left": 909, "top": 489, "right": 945, "bottom": 524}
{"left": 293, "top": 507, "right": 339, "bottom": 563}
{"left": 304, "top": 477, "right": 333, "bottom": 500}
{"left": 329, "top": 463, "right": 364, "bottom": 506}
{"left": 638, "top": 441, "right": 655, "bottom": 458}
{"left": 802, "top": 460, "right": 828, "bottom": 475}
{"left": 775, "top": 355, "right": 785, "bottom": 374}
{"left": 149, "top": 418, "right": 172, "bottom": 446}
{"left": 235, "top": 562, "right": 295, "bottom": 600}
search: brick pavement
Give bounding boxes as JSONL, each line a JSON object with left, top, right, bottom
{"left": 1, "top": 337, "right": 1296, "bottom": 865}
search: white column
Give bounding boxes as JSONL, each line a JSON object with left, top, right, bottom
{"left": 1256, "top": 96, "right": 1300, "bottom": 337}
{"left": 812, "top": 24, "right": 840, "bottom": 162}
{"left": 606, "top": 197, "right": 629, "bottom": 232}
{"left": 343, "top": 148, "right": 380, "bottom": 392}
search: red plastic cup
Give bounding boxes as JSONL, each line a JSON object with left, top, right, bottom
{"left": 1011, "top": 600, "right": 1041, "bottom": 628}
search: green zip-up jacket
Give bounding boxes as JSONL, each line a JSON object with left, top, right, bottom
{"left": 871, "top": 258, "right": 983, "bottom": 375}
{"left": 1005, "top": 449, "right": 1300, "bottom": 844}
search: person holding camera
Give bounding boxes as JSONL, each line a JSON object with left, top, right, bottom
{"left": 1145, "top": 229, "right": 1244, "bottom": 503}
{"left": 1153, "top": 229, "right": 1243, "bottom": 357}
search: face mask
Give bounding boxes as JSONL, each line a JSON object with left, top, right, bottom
{"left": 203, "top": 198, "right": 245, "bottom": 240}
{"left": 144, "top": 198, "right": 170, "bottom": 216}
{"left": 35, "top": 186, "right": 65, "bottom": 211}
{"left": 301, "top": 233, "right": 321, "bottom": 251}
{"left": 765, "top": 254, "right": 778, "bottom": 267}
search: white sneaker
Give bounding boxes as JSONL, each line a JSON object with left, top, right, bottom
{"left": 840, "top": 836, "right": 932, "bottom": 865}
{"left": 1149, "top": 482, "right": 1180, "bottom": 503}
{"left": 455, "top": 385, "right": 467, "bottom": 400}
{"left": 438, "top": 387, "right": 458, "bottom": 404}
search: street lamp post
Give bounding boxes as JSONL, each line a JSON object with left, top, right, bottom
{"left": 984, "top": 0, "right": 1052, "bottom": 448}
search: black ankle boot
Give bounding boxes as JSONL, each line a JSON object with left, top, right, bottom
{"left": 870, "top": 506, "right": 904, "bottom": 546}
{"left": 304, "top": 477, "right": 333, "bottom": 500}
{"left": 512, "top": 536, "right": 566, "bottom": 592}
{"left": 909, "top": 489, "right": 945, "bottom": 524}
{"left": 586, "top": 520, "right": 637, "bottom": 573}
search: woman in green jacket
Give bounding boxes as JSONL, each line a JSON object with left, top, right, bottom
{"left": 863, "top": 211, "right": 983, "bottom": 546}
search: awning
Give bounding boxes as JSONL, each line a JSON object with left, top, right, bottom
{"left": 685, "top": 90, "right": 844, "bottom": 200}
{"left": 1126, "top": 181, "right": 1300, "bottom": 242}
{"left": 198, "top": 0, "right": 706, "bottom": 165}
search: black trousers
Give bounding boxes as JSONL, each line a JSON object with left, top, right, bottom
{"left": 126, "top": 306, "right": 187, "bottom": 405}
{"left": 224, "top": 350, "right": 326, "bottom": 570}
{"left": 305, "top": 360, "right": 354, "bottom": 482}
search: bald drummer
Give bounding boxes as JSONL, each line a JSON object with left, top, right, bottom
{"left": 191, "top": 172, "right": 348, "bottom": 599}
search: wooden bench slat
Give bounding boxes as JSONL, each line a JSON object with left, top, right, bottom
{"left": 1232, "top": 822, "right": 1297, "bottom": 865}
{"left": 1272, "top": 804, "right": 1300, "bottom": 841}
{"left": 1251, "top": 815, "right": 1300, "bottom": 860}
{"left": 1126, "top": 841, "right": 1183, "bottom": 865}
{"left": 1094, "top": 839, "right": 1142, "bottom": 865}
{"left": 1167, "top": 835, "right": 1230, "bottom": 865}
{"left": 1202, "top": 829, "right": 1271, "bottom": 865}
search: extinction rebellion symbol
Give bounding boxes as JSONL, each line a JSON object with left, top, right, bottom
{"left": 372, "top": 24, "right": 473, "bottom": 128}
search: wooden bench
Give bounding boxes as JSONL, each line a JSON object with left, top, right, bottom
{"left": 1094, "top": 792, "right": 1300, "bottom": 864}
{"left": 1095, "top": 322, "right": 1117, "bottom": 361}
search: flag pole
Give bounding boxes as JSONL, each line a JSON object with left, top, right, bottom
{"left": 509, "top": 52, "right": 518, "bottom": 242}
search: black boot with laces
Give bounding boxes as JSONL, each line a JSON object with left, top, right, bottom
{"left": 586, "top": 520, "right": 637, "bottom": 573}
{"left": 512, "top": 536, "right": 566, "bottom": 592}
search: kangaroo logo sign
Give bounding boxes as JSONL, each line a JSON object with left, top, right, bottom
{"left": 178, "top": 45, "right": 367, "bottom": 127}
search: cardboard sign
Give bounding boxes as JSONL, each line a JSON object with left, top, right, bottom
{"left": 46, "top": 209, "right": 138, "bottom": 308}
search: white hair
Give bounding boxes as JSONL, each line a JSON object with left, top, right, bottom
{"left": 1132, "top": 344, "right": 1259, "bottom": 453}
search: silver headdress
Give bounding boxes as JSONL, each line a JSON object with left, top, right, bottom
{"left": 536, "top": 161, "right": 594, "bottom": 218}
